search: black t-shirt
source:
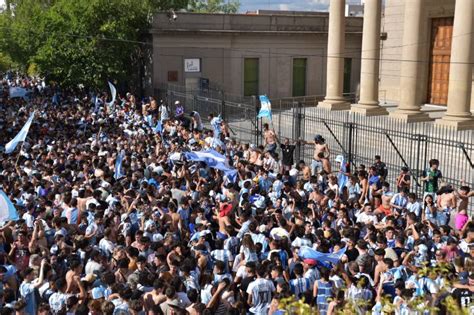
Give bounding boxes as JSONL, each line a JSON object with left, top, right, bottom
{"left": 373, "top": 161, "right": 388, "bottom": 178}
{"left": 280, "top": 144, "right": 296, "bottom": 166}
{"left": 453, "top": 288, "right": 473, "bottom": 309}
{"left": 345, "top": 247, "right": 359, "bottom": 262}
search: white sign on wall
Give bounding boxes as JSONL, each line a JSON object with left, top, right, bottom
{"left": 184, "top": 58, "right": 201, "bottom": 73}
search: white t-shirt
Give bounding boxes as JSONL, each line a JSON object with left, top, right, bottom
{"left": 22, "top": 212, "right": 34, "bottom": 228}
{"left": 246, "top": 278, "right": 275, "bottom": 315}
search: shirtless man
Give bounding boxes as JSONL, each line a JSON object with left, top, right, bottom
{"left": 214, "top": 203, "right": 233, "bottom": 234}
{"left": 375, "top": 183, "right": 393, "bottom": 216}
{"left": 437, "top": 185, "right": 457, "bottom": 226}
{"left": 143, "top": 279, "right": 167, "bottom": 313}
{"left": 311, "top": 135, "right": 330, "bottom": 176}
{"left": 66, "top": 259, "right": 82, "bottom": 294}
{"left": 263, "top": 123, "right": 277, "bottom": 154}
{"left": 318, "top": 152, "right": 332, "bottom": 174}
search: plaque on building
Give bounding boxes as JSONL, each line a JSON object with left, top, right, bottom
{"left": 184, "top": 59, "right": 201, "bottom": 72}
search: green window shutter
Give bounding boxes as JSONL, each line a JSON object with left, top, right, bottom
{"left": 293, "top": 58, "right": 307, "bottom": 97}
{"left": 244, "top": 58, "right": 259, "bottom": 96}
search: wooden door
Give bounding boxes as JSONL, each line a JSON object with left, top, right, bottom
{"left": 427, "top": 17, "right": 453, "bottom": 105}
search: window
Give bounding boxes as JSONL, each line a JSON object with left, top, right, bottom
{"left": 343, "top": 58, "right": 352, "bottom": 95}
{"left": 292, "top": 58, "right": 307, "bottom": 97}
{"left": 244, "top": 58, "right": 259, "bottom": 96}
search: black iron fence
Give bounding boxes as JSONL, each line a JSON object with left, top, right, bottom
{"left": 158, "top": 83, "right": 474, "bottom": 210}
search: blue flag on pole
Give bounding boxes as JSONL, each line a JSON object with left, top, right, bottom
{"left": 184, "top": 149, "right": 238, "bottom": 182}
{"left": 298, "top": 246, "right": 347, "bottom": 265}
{"left": 257, "top": 95, "right": 272, "bottom": 119}
{"left": 106, "top": 81, "right": 116, "bottom": 107}
{"left": 0, "top": 190, "right": 19, "bottom": 223}
{"left": 5, "top": 112, "right": 35, "bottom": 154}
{"left": 114, "top": 151, "right": 125, "bottom": 180}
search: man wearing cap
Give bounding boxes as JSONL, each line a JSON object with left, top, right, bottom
{"left": 303, "top": 258, "right": 320, "bottom": 287}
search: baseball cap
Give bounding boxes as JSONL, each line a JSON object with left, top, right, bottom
{"left": 303, "top": 258, "right": 317, "bottom": 266}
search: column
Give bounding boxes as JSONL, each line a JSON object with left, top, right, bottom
{"left": 389, "top": 0, "right": 431, "bottom": 122}
{"left": 351, "top": 0, "right": 387, "bottom": 116}
{"left": 318, "top": 0, "right": 351, "bottom": 110}
{"left": 435, "top": 0, "right": 474, "bottom": 130}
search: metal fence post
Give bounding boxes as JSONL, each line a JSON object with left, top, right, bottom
{"left": 252, "top": 96, "right": 259, "bottom": 145}
{"left": 348, "top": 122, "right": 354, "bottom": 170}
{"left": 221, "top": 91, "right": 226, "bottom": 121}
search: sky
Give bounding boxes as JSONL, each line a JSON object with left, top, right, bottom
{"left": 0, "top": 0, "right": 361, "bottom": 13}
{"left": 238, "top": 0, "right": 363, "bottom": 13}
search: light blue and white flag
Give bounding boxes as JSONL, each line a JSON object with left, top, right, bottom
{"left": 257, "top": 95, "right": 272, "bottom": 119}
{"left": 114, "top": 150, "right": 125, "bottom": 180}
{"left": 5, "top": 112, "right": 35, "bottom": 154}
{"left": 106, "top": 81, "right": 116, "bottom": 107}
{"left": 9, "top": 87, "right": 27, "bottom": 99}
{"left": 210, "top": 115, "right": 222, "bottom": 138}
{"left": 184, "top": 149, "right": 237, "bottom": 182}
{"left": 298, "top": 246, "right": 347, "bottom": 265}
{"left": 0, "top": 190, "right": 19, "bottom": 222}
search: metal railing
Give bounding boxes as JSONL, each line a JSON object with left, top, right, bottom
{"left": 159, "top": 83, "right": 474, "bottom": 211}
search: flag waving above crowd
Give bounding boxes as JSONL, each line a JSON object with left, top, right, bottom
{"left": 257, "top": 95, "right": 272, "bottom": 119}
{"left": 4, "top": 111, "right": 35, "bottom": 154}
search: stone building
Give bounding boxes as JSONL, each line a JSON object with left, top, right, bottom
{"left": 315, "top": 0, "right": 474, "bottom": 130}
{"left": 360, "top": 0, "right": 474, "bottom": 129}
{"left": 150, "top": 11, "right": 363, "bottom": 99}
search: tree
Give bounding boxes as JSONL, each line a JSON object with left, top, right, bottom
{"left": 0, "top": 0, "right": 188, "bottom": 89}
{"left": 0, "top": 0, "right": 239, "bottom": 90}
{"left": 188, "top": 0, "right": 240, "bottom": 14}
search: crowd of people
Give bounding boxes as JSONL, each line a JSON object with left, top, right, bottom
{"left": 0, "top": 76, "right": 473, "bottom": 315}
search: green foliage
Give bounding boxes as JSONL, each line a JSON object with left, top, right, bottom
{"left": 188, "top": 0, "right": 240, "bottom": 13}
{"left": 27, "top": 63, "right": 39, "bottom": 76}
{"left": 277, "top": 284, "right": 473, "bottom": 315}
{"left": 0, "top": 0, "right": 188, "bottom": 88}
{"left": 278, "top": 296, "right": 315, "bottom": 315}
{"left": 0, "top": 0, "right": 239, "bottom": 88}
{"left": 0, "top": 52, "right": 15, "bottom": 72}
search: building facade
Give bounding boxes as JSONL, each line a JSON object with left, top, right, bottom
{"left": 150, "top": 11, "right": 363, "bottom": 99}
{"left": 376, "top": 0, "right": 474, "bottom": 129}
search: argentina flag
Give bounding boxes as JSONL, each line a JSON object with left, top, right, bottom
{"left": 257, "top": 95, "right": 272, "bottom": 119}
{"left": 106, "top": 81, "right": 116, "bottom": 107}
{"left": 298, "top": 246, "right": 347, "bottom": 265}
{"left": 5, "top": 112, "right": 35, "bottom": 154}
{"left": 184, "top": 150, "right": 237, "bottom": 182}
{"left": 0, "top": 190, "right": 19, "bottom": 223}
